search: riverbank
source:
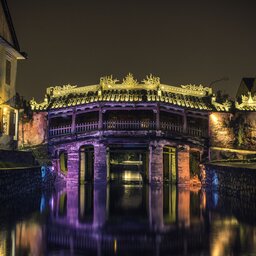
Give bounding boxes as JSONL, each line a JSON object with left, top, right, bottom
{"left": 205, "top": 162, "right": 256, "bottom": 198}
{"left": 209, "top": 160, "right": 256, "bottom": 170}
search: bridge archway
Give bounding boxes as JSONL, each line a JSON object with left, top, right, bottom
{"left": 163, "top": 146, "right": 177, "bottom": 183}
{"left": 79, "top": 145, "right": 94, "bottom": 184}
{"left": 109, "top": 145, "right": 149, "bottom": 183}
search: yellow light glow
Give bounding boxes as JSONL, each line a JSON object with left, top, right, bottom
{"left": 122, "top": 171, "right": 142, "bottom": 182}
{"left": 210, "top": 114, "right": 218, "bottom": 123}
{"left": 211, "top": 147, "right": 256, "bottom": 154}
{"left": 114, "top": 239, "right": 117, "bottom": 253}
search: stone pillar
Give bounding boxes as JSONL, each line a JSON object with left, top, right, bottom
{"left": 67, "top": 146, "right": 80, "bottom": 189}
{"left": 149, "top": 142, "right": 163, "bottom": 184}
{"left": 183, "top": 111, "right": 187, "bottom": 133}
{"left": 93, "top": 184, "right": 107, "bottom": 228}
{"left": 177, "top": 189, "right": 190, "bottom": 227}
{"left": 94, "top": 143, "right": 107, "bottom": 184}
{"left": 67, "top": 187, "right": 79, "bottom": 226}
{"left": 149, "top": 186, "right": 164, "bottom": 231}
{"left": 177, "top": 146, "right": 190, "bottom": 187}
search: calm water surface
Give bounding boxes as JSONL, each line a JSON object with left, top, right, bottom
{"left": 0, "top": 184, "right": 256, "bottom": 256}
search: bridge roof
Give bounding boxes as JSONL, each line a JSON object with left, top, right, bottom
{"left": 30, "top": 74, "right": 231, "bottom": 112}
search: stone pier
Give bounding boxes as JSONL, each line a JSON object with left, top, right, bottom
{"left": 67, "top": 146, "right": 79, "bottom": 189}
{"left": 177, "top": 146, "right": 190, "bottom": 187}
{"left": 149, "top": 142, "right": 163, "bottom": 184}
{"left": 94, "top": 143, "right": 107, "bottom": 184}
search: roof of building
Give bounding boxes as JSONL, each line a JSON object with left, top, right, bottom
{"left": 0, "top": 0, "right": 20, "bottom": 50}
{"left": 235, "top": 78, "right": 256, "bottom": 111}
{"left": 236, "top": 78, "right": 256, "bottom": 99}
{"left": 30, "top": 74, "right": 231, "bottom": 112}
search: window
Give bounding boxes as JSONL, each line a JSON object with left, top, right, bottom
{"left": 5, "top": 60, "right": 11, "bottom": 85}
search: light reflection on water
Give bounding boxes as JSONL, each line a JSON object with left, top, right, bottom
{"left": 0, "top": 184, "right": 256, "bottom": 255}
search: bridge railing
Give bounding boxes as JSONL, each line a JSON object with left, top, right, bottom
{"left": 103, "top": 120, "right": 156, "bottom": 130}
{"left": 49, "top": 121, "right": 208, "bottom": 138}
{"left": 76, "top": 122, "right": 99, "bottom": 133}
{"left": 49, "top": 125, "right": 72, "bottom": 137}
{"left": 160, "top": 122, "right": 183, "bottom": 133}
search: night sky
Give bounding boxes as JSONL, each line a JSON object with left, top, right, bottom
{"left": 8, "top": 0, "right": 256, "bottom": 101}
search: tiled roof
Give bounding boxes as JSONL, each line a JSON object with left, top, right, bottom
{"left": 30, "top": 74, "right": 230, "bottom": 112}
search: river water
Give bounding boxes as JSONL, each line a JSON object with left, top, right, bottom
{"left": 0, "top": 183, "right": 256, "bottom": 255}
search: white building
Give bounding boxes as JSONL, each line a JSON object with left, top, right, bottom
{"left": 0, "top": 0, "right": 25, "bottom": 149}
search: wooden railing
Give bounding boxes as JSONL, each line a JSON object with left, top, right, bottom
{"left": 49, "top": 120, "right": 208, "bottom": 138}
{"left": 49, "top": 125, "right": 72, "bottom": 137}
{"left": 76, "top": 122, "right": 98, "bottom": 133}
{"left": 160, "top": 122, "right": 183, "bottom": 133}
{"left": 103, "top": 120, "right": 156, "bottom": 130}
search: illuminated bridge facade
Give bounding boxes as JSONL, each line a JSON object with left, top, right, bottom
{"left": 31, "top": 74, "right": 230, "bottom": 187}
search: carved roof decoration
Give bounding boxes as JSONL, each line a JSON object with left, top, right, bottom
{"left": 122, "top": 73, "right": 138, "bottom": 86}
{"left": 30, "top": 74, "right": 230, "bottom": 112}
{"left": 235, "top": 92, "right": 256, "bottom": 111}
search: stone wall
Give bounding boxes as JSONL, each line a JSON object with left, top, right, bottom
{"left": 0, "top": 167, "right": 42, "bottom": 198}
{"left": 209, "top": 112, "right": 256, "bottom": 151}
{"left": 19, "top": 112, "right": 48, "bottom": 148}
{"left": 205, "top": 164, "right": 256, "bottom": 198}
{"left": 0, "top": 149, "right": 36, "bottom": 165}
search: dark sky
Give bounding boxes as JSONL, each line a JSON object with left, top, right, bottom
{"left": 8, "top": 0, "right": 256, "bottom": 100}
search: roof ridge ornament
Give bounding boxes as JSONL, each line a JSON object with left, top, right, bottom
{"left": 236, "top": 91, "right": 256, "bottom": 110}
{"left": 46, "top": 84, "right": 77, "bottom": 97}
{"left": 30, "top": 97, "right": 49, "bottom": 111}
{"left": 181, "top": 84, "right": 212, "bottom": 94}
{"left": 211, "top": 95, "right": 231, "bottom": 111}
{"left": 122, "top": 73, "right": 138, "bottom": 87}
{"left": 142, "top": 74, "right": 160, "bottom": 87}
{"left": 100, "top": 75, "right": 119, "bottom": 88}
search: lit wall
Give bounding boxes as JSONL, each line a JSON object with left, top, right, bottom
{"left": 18, "top": 112, "right": 48, "bottom": 148}
{"left": 210, "top": 112, "right": 256, "bottom": 151}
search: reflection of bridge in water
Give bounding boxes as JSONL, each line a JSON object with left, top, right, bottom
{"left": 47, "top": 185, "right": 208, "bottom": 255}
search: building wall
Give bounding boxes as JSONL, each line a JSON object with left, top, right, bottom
{"left": 0, "top": 44, "right": 18, "bottom": 149}
{"left": 209, "top": 112, "right": 256, "bottom": 152}
{"left": 18, "top": 112, "right": 48, "bottom": 148}
{"left": 0, "top": 0, "right": 24, "bottom": 150}
{"left": 209, "top": 112, "right": 234, "bottom": 149}
{"left": 0, "top": 45, "right": 17, "bottom": 103}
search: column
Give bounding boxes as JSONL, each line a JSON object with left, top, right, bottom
{"left": 183, "top": 111, "right": 187, "bottom": 133}
{"left": 94, "top": 143, "right": 107, "bottom": 184}
{"left": 155, "top": 104, "right": 160, "bottom": 130}
{"left": 149, "top": 142, "right": 163, "bottom": 184}
{"left": 177, "top": 145, "right": 190, "bottom": 187}
{"left": 98, "top": 106, "right": 103, "bottom": 130}
{"left": 149, "top": 185, "right": 164, "bottom": 231}
{"left": 67, "top": 146, "right": 80, "bottom": 189}
{"left": 71, "top": 108, "right": 76, "bottom": 133}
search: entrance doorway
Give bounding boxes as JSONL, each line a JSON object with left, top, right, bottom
{"left": 109, "top": 146, "right": 149, "bottom": 183}
{"left": 80, "top": 146, "right": 94, "bottom": 184}
{"left": 163, "top": 146, "right": 177, "bottom": 183}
